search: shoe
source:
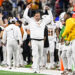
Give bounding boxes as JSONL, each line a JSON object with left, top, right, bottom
{"left": 34, "top": 71, "right": 37, "bottom": 73}
{"left": 24, "top": 61, "right": 27, "bottom": 65}
{"left": 19, "top": 64, "right": 24, "bottom": 67}
{"left": 61, "top": 70, "right": 68, "bottom": 75}
{"left": 9, "top": 67, "right": 12, "bottom": 69}
{"left": 33, "top": 69, "right": 40, "bottom": 73}
{"left": 34, "top": 70, "right": 40, "bottom": 73}
{"left": 8, "top": 66, "right": 12, "bottom": 69}
{"left": 40, "top": 66, "right": 43, "bottom": 69}
{"left": 73, "top": 71, "right": 75, "bottom": 75}
{"left": 1, "top": 61, "right": 7, "bottom": 65}
{"left": 68, "top": 69, "right": 72, "bottom": 72}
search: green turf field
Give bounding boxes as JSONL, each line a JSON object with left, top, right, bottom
{"left": 25, "top": 63, "right": 32, "bottom": 68}
{"left": 0, "top": 71, "right": 45, "bottom": 75}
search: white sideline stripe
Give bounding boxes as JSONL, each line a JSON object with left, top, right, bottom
{"left": 0, "top": 66, "right": 62, "bottom": 75}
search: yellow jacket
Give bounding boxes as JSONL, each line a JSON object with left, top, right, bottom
{"left": 62, "top": 18, "right": 75, "bottom": 41}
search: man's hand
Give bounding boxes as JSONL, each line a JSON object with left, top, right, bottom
{"left": 65, "top": 41, "right": 70, "bottom": 45}
{"left": 27, "top": 4, "right": 32, "bottom": 9}
{"left": 0, "top": 13, "right": 3, "bottom": 19}
{"left": 1, "top": 42, "right": 6, "bottom": 46}
{"left": 28, "top": 42, "right": 31, "bottom": 46}
{"left": 45, "top": 6, "right": 50, "bottom": 10}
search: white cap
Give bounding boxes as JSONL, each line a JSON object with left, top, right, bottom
{"left": 59, "top": 12, "right": 66, "bottom": 21}
{"left": 10, "top": 17, "right": 17, "bottom": 23}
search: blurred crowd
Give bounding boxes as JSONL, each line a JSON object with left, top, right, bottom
{"left": 0, "top": 0, "right": 74, "bottom": 27}
{"left": 0, "top": 0, "right": 74, "bottom": 17}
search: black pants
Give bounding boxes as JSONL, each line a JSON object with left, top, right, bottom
{"left": 23, "top": 41, "right": 32, "bottom": 64}
{"left": 0, "top": 47, "right": 3, "bottom": 62}
{"left": 23, "top": 46, "right": 32, "bottom": 64}
{"left": 54, "top": 49, "right": 59, "bottom": 62}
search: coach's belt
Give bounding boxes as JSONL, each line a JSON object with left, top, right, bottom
{"left": 31, "top": 38, "right": 44, "bottom": 41}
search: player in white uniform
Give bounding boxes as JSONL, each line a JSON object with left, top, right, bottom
{"left": 1, "top": 18, "right": 8, "bottom": 65}
{"left": 2, "top": 22, "right": 22, "bottom": 69}
{"left": 15, "top": 20, "right": 27, "bottom": 67}
{"left": 60, "top": 40, "right": 72, "bottom": 73}
{"left": 47, "top": 24, "right": 56, "bottom": 69}
{"left": 0, "top": 26, "right": 7, "bottom": 65}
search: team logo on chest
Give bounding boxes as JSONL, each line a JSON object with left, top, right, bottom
{"left": 48, "top": 28, "right": 53, "bottom": 36}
